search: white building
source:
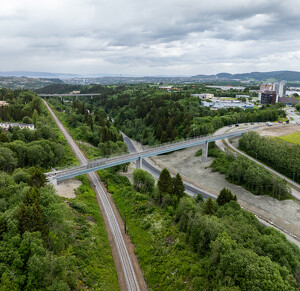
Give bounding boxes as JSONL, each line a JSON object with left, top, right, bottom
{"left": 0, "top": 122, "right": 35, "bottom": 131}
{"left": 201, "top": 100, "right": 254, "bottom": 109}
{"left": 191, "top": 93, "right": 214, "bottom": 99}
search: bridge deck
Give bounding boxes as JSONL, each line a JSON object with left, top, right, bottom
{"left": 47, "top": 129, "right": 248, "bottom": 182}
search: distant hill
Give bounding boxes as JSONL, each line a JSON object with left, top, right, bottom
{"left": 193, "top": 71, "right": 300, "bottom": 82}
{"left": 0, "top": 71, "right": 79, "bottom": 79}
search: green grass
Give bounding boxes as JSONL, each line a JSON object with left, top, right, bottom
{"left": 79, "top": 143, "right": 102, "bottom": 159}
{"left": 100, "top": 182, "right": 200, "bottom": 290}
{"left": 278, "top": 132, "right": 300, "bottom": 145}
{"left": 68, "top": 175, "right": 120, "bottom": 290}
{"left": 44, "top": 102, "right": 119, "bottom": 289}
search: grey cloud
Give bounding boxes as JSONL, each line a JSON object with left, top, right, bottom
{"left": 1, "top": 0, "right": 300, "bottom": 75}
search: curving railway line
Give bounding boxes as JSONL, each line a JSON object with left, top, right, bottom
{"left": 43, "top": 100, "right": 141, "bottom": 291}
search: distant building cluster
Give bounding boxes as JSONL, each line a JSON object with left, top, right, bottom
{"left": 191, "top": 93, "right": 214, "bottom": 99}
{"left": 259, "top": 82, "right": 286, "bottom": 104}
{"left": 0, "top": 122, "right": 35, "bottom": 131}
{"left": 259, "top": 82, "right": 299, "bottom": 105}
{"left": 201, "top": 100, "right": 254, "bottom": 109}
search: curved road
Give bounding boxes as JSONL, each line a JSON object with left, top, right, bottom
{"left": 44, "top": 101, "right": 141, "bottom": 291}
{"left": 214, "top": 124, "right": 300, "bottom": 199}
{"left": 122, "top": 134, "right": 214, "bottom": 199}
{"left": 122, "top": 130, "right": 300, "bottom": 248}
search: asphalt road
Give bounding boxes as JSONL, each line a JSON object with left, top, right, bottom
{"left": 44, "top": 101, "right": 141, "bottom": 291}
{"left": 285, "top": 107, "right": 300, "bottom": 125}
{"left": 122, "top": 130, "right": 300, "bottom": 248}
{"left": 122, "top": 134, "right": 213, "bottom": 199}
{"left": 214, "top": 123, "right": 300, "bottom": 199}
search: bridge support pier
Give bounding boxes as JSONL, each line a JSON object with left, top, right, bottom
{"left": 136, "top": 157, "right": 143, "bottom": 169}
{"left": 202, "top": 141, "right": 208, "bottom": 163}
{"left": 47, "top": 176, "right": 57, "bottom": 186}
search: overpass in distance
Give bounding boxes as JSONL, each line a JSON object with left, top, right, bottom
{"left": 38, "top": 93, "right": 101, "bottom": 98}
{"left": 47, "top": 129, "right": 251, "bottom": 184}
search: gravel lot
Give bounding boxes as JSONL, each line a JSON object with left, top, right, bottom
{"left": 55, "top": 178, "right": 82, "bottom": 198}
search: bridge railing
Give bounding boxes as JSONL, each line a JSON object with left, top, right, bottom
{"left": 53, "top": 129, "right": 249, "bottom": 178}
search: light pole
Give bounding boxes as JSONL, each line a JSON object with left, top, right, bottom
{"left": 293, "top": 172, "right": 295, "bottom": 181}
{"left": 256, "top": 152, "right": 257, "bottom": 160}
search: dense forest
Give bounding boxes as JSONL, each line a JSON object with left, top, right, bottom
{"left": 239, "top": 132, "right": 300, "bottom": 183}
{"left": 0, "top": 89, "right": 76, "bottom": 171}
{"left": 0, "top": 89, "right": 119, "bottom": 290}
{"left": 43, "top": 84, "right": 285, "bottom": 145}
{"left": 100, "top": 167, "right": 300, "bottom": 290}
{"left": 48, "top": 97, "right": 128, "bottom": 157}
{"left": 106, "top": 88, "right": 284, "bottom": 144}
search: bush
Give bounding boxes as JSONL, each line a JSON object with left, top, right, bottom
{"left": 70, "top": 200, "right": 88, "bottom": 213}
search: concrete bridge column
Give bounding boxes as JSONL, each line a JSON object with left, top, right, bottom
{"left": 136, "top": 157, "right": 143, "bottom": 169}
{"left": 47, "top": 176, "right": 57, "bottom": 186}
{"left": 202, "top": 141, "right": 208, "bottom": 163}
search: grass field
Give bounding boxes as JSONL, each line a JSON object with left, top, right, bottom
{"left": 278, "top": 132, "right": 300, "bottom": 145}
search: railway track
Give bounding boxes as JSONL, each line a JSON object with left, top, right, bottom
{"left": 43, "top": 100, "right": 141, "bottom": 291}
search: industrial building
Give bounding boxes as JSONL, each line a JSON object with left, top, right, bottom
{"left": 191, "top": 93, "right": 214, "bottom": 99}
{"left": 279, "top": 97, "right": 299, "bottom": 106}
{"left": 201, "top": 100, "right": 254, "bottom": 109}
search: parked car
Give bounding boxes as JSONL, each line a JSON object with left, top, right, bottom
{"left": 235, "top": 124, "right": 239, "bottom": 127}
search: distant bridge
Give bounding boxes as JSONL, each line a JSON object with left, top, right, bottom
{"left": 47, "top": 129, "right": 250, "bottom": 184}
{"left": 38, "top": 93, "right": 101, "bottom": 97}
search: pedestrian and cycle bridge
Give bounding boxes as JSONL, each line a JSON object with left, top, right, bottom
{"left": 47, "top": 129, "right": 249, "bottom": 185}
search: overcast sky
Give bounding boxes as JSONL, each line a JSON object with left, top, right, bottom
{"left": 1, "top": 0, "right": 300, "bottom": 76}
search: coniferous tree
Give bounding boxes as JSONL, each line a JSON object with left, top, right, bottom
{"left": 217, "top": 188, "right": 236, "bottom": 206}
{"left": 17, "top": 187, "right": 46, "bottom": 235}
{"left": 173, "top": 173, "right": 185, "bottom": 204}
{"left": 29, "top": 166, "right": 46, "bottom": 188}
{"left": 203, "top": 197, "right": 215, "bottom": 215}
{"left": 157, "top": 168, "right": 173, "bottom": 204}
{"left": 158, "top": 168, "right": 173, "bottom": 194}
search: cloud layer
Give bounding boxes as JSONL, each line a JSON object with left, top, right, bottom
{"left": 1, "top": 0, "right": 300, "bottom": 75}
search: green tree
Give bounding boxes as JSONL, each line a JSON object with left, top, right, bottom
{"left": 172, "top": 173, "right": 185, "bottom": 206}
{"left": 133, "top": 169, "right": 155, "bottom": 194}
{"left": 0, "top": 132, "right": 10, "bottom": 143}
{"left": 0, "top": 147, "right": 17, "bottom": 172}
{"left": 32, "top": 109, "right": 39, "bottom": 124}
{"left": 195, "top": 193, "right": 204, "bottom": 203}
{"left": 29, "top": 166, "right": 46, "bottom": 188}
{"left": 203, "top": 197, "right": 215, "bottom": 215}
{"left": 27, "top": 144, "right": 46, "bottom": 166}
{"left": 217, "top": 188, "right": 237, "bottom": 206}
{"left": 17, "top": 187, "right": 46, "bottom": 235}
{"left": 157, "top": 168, "right": 173, "bottom": 204}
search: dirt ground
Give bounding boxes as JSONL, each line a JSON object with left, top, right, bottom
{"left": 257, "top": 124, "right": 300, "bottom": 137}
{"left": 55, "top": 178, "right": 82, "bottom": 198}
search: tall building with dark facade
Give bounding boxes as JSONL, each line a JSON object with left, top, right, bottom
{"left": 261, "top": 91, "right": 277, "bottom": 105}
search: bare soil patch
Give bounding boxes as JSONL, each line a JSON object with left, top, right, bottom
{"left": 257, "top": 124, "right": 300, "bottom": 137}
{"left": 55, "top": 178, "right": 82, "bottom": 198}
